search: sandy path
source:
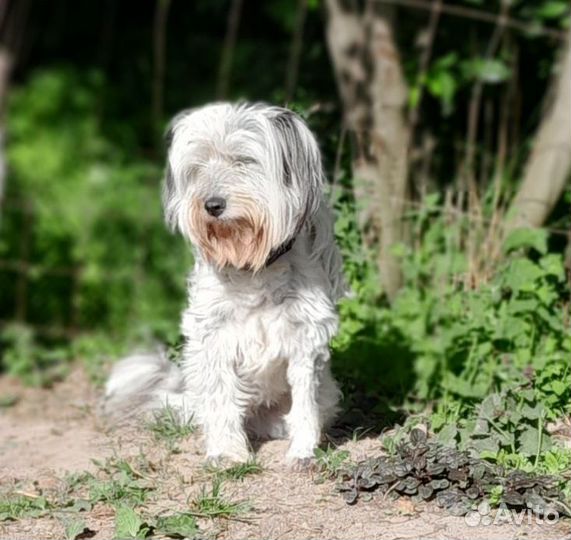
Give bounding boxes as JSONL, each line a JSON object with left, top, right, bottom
{"left": 0, "top": 368, "right": 569, "bottom": 540}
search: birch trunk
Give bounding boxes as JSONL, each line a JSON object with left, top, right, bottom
{"left": 325, "top": 0, "right": 410, "bottom": 300}
{"left": 506, "top": 30, "right": 571, "bottom": 231}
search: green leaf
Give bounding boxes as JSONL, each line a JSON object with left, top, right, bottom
{"left": 518, "top": 426, "right": 552, "bottom": 456}
{"left": 437, "top": 424, "right": 458, "bottom": 446}
{"left": 464, "top": 58, "right": 511, "bottom": 84}
{"left": 154, "top": 513, "right": 200, "bottom": 539}
{"left": 479, "top": 393, "right": 503, "bottom": 419}
{"left": 470, "top": 435, "right": 501, "bottom": 454}
{"left": 443, "top": 373, "right": 490, "bottom": 399}
{"left": 508, "top": 298, "right": 539, "bottom": 315}
{"left": 539, "top": 254, "right": 566, "bottom": 281}
{"left": 537, "top": 0, "right": 569, "bottom": 19}
{"left": 503, "top": 228, "right": 548, "bottom": 255}
{"left": 472, "top": 418, "right": 490, "bottom": 435}
{"left": 427, "top": 71, "right": 457, "bottom": 108}
{"left": 430, "top": 411, "right": 447, "bottom": 431}
{"left": 63, "top": 518, "right": 86, "bottom": 540}
{"left": 551, "top": 380, "right": 567, "bottom": 396}
{"left": 114, "top": 506, "right": 150, "bottom": 539}
{"left": 521, "top": 402, "right": 545, "bottom": 420}
{"left": 502, "top": 259, "right": 543, "bottom": 292}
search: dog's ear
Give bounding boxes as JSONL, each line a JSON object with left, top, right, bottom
{"left": 162, "top": 109, "right": 193, "bottom": 232}
{"left": 267, "top": 108, "right": 323, "bottom": 228}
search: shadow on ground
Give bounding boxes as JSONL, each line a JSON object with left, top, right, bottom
{"left": 329, "top": 322, "right": 417, "bottom": 443}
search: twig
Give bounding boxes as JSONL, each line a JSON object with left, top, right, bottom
{"left": 372, "top": 0, "right": 566, "bottom": 40}
{"left": 15, "top": 200, "right": 30, "bottom": 322}
{"left": 216, "top": 0, "right": 244, "bottom": 99}
{"left": 408, "top": 0, "right": 442, "bottom": 138}
{"left": 189, "top": 511, "right": 257, "bottom": 524}
{"left": 383, "top": 480, "right": 400, "bottom": 500}
{"left": 14, "top": 490, "right": 41, "bottom": 499}
{"left": 152, "top": 0, "right": 172, "bottom": 132}
{"left": 330, "top": 123, "right": 347, "bottom": 199}
{"left": 545, "top": 496, "right": 571, "bottom": 517}
{"left": 534, "top": 414, "right": 544, "bottom": 468}
{"left": 0, "top": 0, "right": 9, "bottom": 32}
{"left": 463, "top": 2, "right": 509, "bottom": 197}
{"left": 285, "top": 0, "right": 308, "bottom": 102}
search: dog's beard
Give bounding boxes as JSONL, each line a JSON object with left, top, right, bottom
{"left": 189, "top": 198, "right": 272, "bottom": 272}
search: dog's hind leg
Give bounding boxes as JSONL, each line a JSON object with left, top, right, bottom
{"left": 246, "top": 396, "right": 291, "bottom": 441}
{"left": 317, "top": 364, "right": 341, "bottom": 429}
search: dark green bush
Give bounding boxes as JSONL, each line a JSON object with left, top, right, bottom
{"left": 1, "top": 69, "right": 191, "bottom": 380}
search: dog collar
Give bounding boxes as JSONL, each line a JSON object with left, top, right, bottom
{"left": 265, "top": 237, "right": 296, "bottom": 267}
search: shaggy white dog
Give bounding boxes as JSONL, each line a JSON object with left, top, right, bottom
{"left": 103, "top": 103, "right": 346, "bottom": 468}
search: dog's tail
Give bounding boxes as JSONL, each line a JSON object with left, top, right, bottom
{"left": 102, "top": 350, "right": 191, "bottom": 423}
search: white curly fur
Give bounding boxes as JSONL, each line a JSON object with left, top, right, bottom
{"left": 103, "top": 103, "right": 346, "bottom": 465}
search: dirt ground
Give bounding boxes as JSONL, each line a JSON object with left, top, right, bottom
{"left": 0, "top": 367, "right": 569, "bottom": 540}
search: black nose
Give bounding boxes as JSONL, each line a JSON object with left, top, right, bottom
{"left": 204, "top": 197, "right": 226, "bottom": 217}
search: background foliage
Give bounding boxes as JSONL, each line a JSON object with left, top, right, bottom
{"left": 0, "top": 0, "right": 569, "bottom": 474}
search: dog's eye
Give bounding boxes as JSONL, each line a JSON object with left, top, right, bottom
{"left": 186, "top": 165, "right": 200, "bottom": 179}
{"left": 234, "top": 156, "right": 258, "bottom": 166}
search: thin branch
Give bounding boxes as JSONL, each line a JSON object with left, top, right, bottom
{"left": 0, "top": 0, "right": 31, "bottom": 219}
{"left": 217, "top": 0, "right": 244, "bottom": 99}
{"left": 408, "top": 0, "right": 442, "bottom": 138}
{"left": 373, "top": 0, "right": 566, "bottom": 40}
{"left": 0, "top": 0, "right": 9, "bottom": 33}
{"left": 152, "top": 0, "right": 172, "bottom": 133}
{"left": 330, "top": 123, "right": 347, "bottom": 200}
{"left": 3, "top": 0, "right": 30, "bottom": 63}
{"left": 15, "top": 202, "right": 31, "bottom": 322}
{"left": 324, "top": 185, "right": 571, "bottom": 236}
{"left": 463, "top": 1, "right": 508, "bottom": 197}
{"left": 98, "top": 0, "right": 117, "bottom": 69}
{"left": 285, "top": 0, "right": 308, "bottom": 103}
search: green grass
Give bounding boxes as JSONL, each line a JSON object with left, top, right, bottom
{"left": 0, "top": 457, "right": 248, "bottom": 540}
{"left": 114, "top": 505, "right": 153, "bottom": 539}
{"left": 0, "top": 395, "right": 18, "bottom": 408}
{"left": 0, "top": 458, "right": 158, "bottom": 524}
{"left": 146, "top": 406, "right": 196, "bottom": 445}
{"left": 87, "top": 458, "right": 155, "bottom": 507}
{"left": 208, "top": 460, "right": 264, "bottom": 482}
{"left": 113, "top": 506, "right": 202, "bottom": 539}
{"left": 0, "top": 494, "right": 52, "bottom": 521}
{"left": 153, "top": 512, "right": 201, "bottom": 539}
{"left": 315, "top": 446, "right": 350, "bottom": 478}
{"left": 192, "top": 479, "right": 250, "bottom": 519}
{"left": 60, "top": 516, "right": 89, "bottom": 540}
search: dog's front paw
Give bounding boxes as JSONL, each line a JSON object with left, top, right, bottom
{"left": 288, "top": 456, "right": 317, "bottom": 473}
{"left": 205, "top": 455, "right": 228, "bottom": 469}
{"left": 205, "top": 451, "right": 253, "bottom": 468}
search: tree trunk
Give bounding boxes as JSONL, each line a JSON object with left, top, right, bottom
{"left": 325, "top": 0, "right": 411, "bottom": 301}
{"left": 0, "top": 0, "right": 30, "bottom": 219}
{"left": 506, "top": 30, "right": 571, "bottom": 232}
{"left": 0, "top": 47, "right": 10, "bottom": 209}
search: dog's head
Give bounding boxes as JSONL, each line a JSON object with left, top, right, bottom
{"left": 163, "top": 103, "right": 323, "bottom": 272}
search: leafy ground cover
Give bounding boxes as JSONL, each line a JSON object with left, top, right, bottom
{"left": 1, "top": 370, "right": 569, "bottom": 539}
{"left": 334, "top": 428, "right": 570, "bottom": 516}
{"left": 333, "top": 201, "right": 571, "bottom": 477}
